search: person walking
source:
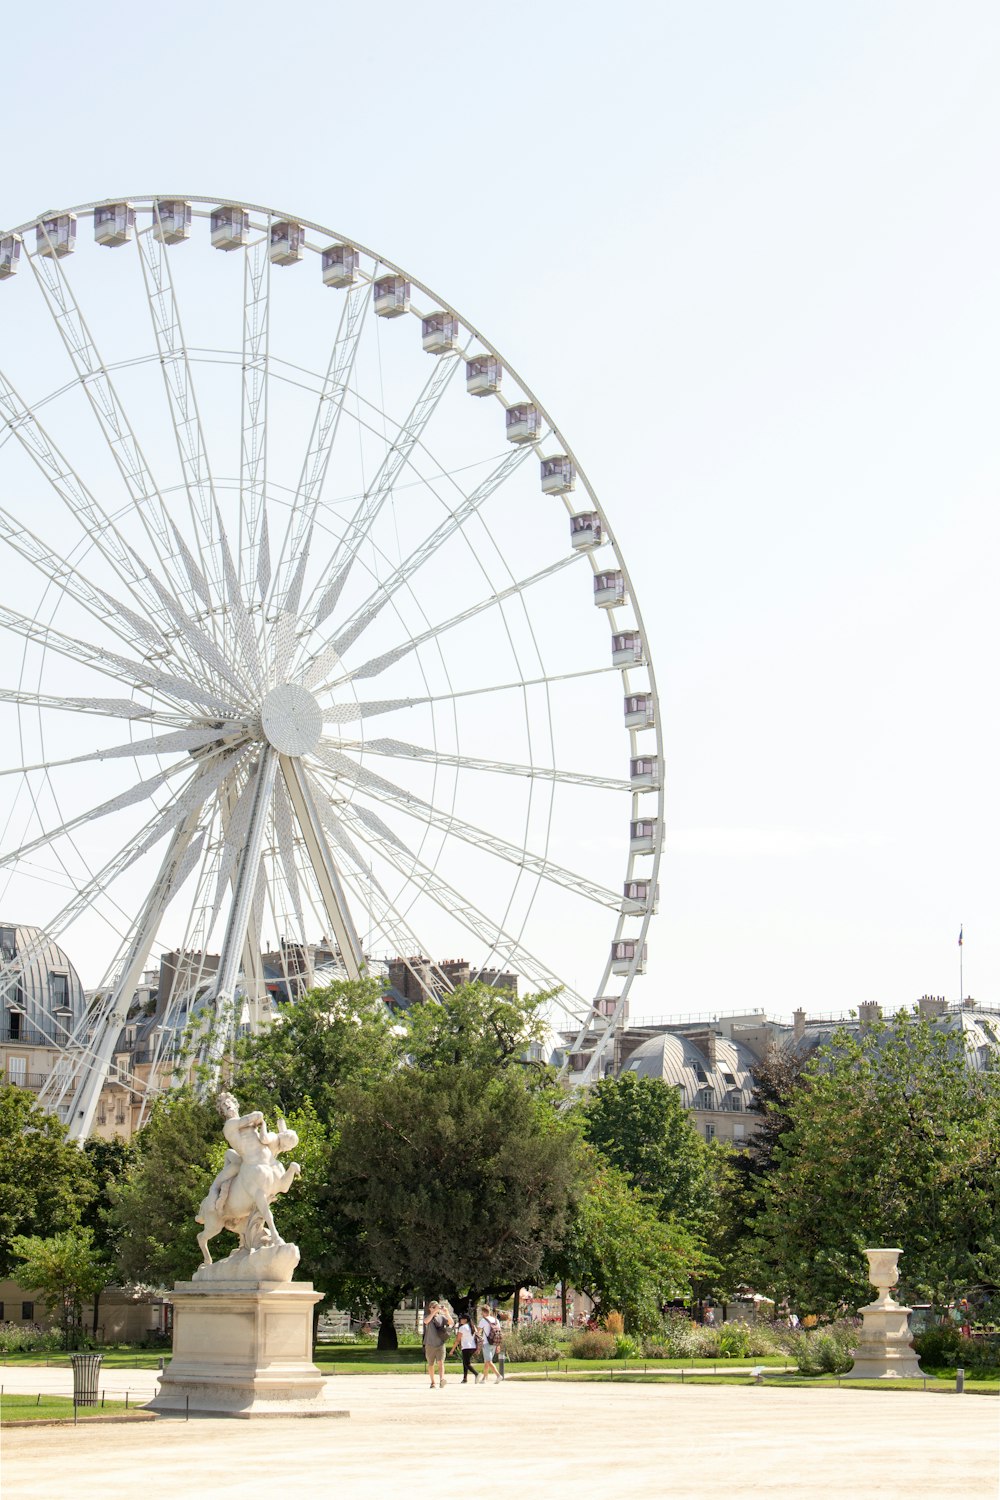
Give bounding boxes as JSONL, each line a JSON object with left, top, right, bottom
{"left": 477, "top": 1304, "right": 502, "bottom": 1383}
{"left": 423, "top": 1301, "right": 453, "bottom": 1388}
{"left": 450, "top": 1314, "right": 480, "bottom": 1383}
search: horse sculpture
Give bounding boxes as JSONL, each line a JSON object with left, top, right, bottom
{"left": 195, "top": 1092, "right": 302, "bottom": 1266}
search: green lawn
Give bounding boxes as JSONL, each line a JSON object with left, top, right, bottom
{"left": 0, "top": 1394, "right": 134, "bottom": 1422}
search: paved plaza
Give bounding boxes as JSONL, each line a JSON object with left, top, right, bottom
{"left": 1, "top": 1365, "right": 997, "bottom": 1498}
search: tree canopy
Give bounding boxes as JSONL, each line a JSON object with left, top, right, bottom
{"left": 0, "top": 1085, "right": 95, "bottom": 1277}
{"left": 328, "top": 1064, "right": 585, "bottom": 1304}
{"left": 748, "top": 1012, "right": 1000, "bottom": 1313}
{"left": 401, "top": 981, "right": 551, "bottom": 1075}
{"left": 555, "top": 1155, "right": 709, "bottom": 1333}
{"left": 11, "top": 1226, "right": 110, "bottom": 1347}
{"left": 579, "top": 1070, "right": 715, "bottom": 1226}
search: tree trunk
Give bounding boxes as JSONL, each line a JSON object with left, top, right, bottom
{"left": 92, "top": 1288, "right": 102, "bottom": 1341}
{"left": 512, "top": 1285, "right": 521, "bottom": 1325}
{"left": 561, "top": 1281, "right": 568, "bottom": 1327}
{"left": 376, "top": 1295, "right": 399, "bottom": 1351}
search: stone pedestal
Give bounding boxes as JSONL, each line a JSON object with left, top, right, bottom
{"left": 845, "top": 1247, "right": 924, "bottom": 1380}
{"left": 146, "top": 1280, "right": 348, "bottom": 1418}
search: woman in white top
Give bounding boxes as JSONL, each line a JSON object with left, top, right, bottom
{"left": 477, "top": 1305, "right": 501, "bottom": 1383}
{"left": 450, "top": 1315, "right": 480, "bottom": 1383}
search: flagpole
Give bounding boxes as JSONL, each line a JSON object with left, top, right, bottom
{"left": 959, "top": 925, "right": 963, "bottom": 1005}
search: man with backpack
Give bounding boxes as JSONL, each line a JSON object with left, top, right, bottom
{"left": 477, "top": 1304, "right": 502, "bottom": 1383}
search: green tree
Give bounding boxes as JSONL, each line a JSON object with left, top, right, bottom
{"left": 109, "top": 1089, "right": 219, "bottom": 1286}
{"left": 0, "top": 1086, "right": 94, "bottom": 1275}
{"left": 402, "top": 982, "right": 551, "bottom": 1075}
{"left": 580, "top": 1071, "right": 715, "bottom": 1226}
{"left": 556, "top": 1156, "right": 709, "bottom": 1334}
{"left": 11, "top": 1227, "right": 111, "bottom": 1348}
{"left": 328, "top": 1066, "right": 585, "bottom": 1311}
{"left": 233, "top": 976, "right": 401, "bottom": 1122}
{"left": 749, "top": 1012, "right": 1000, "bottom": 1314}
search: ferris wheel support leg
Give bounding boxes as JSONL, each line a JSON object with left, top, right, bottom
{"left": 218, "top": 774, "right": 268, "bottom": 1036}
{"left": 279, "top": 755, "right": 364, "bottom": 981}
{"left": 66, "top": 814, "right": 202, "bottom": 1144}
{"left": 202, "top": 748, "right": 279, "bottom": 1089}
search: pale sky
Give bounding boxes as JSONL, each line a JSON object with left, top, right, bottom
{"left": 2, "top": 1, "right": 998, "bottom": 1022}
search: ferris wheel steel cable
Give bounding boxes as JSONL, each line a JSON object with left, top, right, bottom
{"left": 0, "top": 195, "right": 663, "bottom": 1131}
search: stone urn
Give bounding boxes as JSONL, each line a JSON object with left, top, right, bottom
{"left": 844, "top": 1246, "right": 923, "bottom": 1380}
{"left": 864, "top": 1248, "right": 902, "bottom": 1307}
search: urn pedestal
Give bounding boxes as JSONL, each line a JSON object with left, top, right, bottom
{"left": 146, "top": 1279, "right": 348, "bottom": 1419}
{"left": 845, "top": 1248, "right": 924, "bottom": 1381}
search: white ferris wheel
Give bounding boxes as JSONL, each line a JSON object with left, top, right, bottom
{"left": 0, "top": 196, "right": 663, "bottom": 1137}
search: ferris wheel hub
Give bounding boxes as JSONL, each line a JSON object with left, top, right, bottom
{"left": 259, "top": 682, "right": 323, "bottom": 757}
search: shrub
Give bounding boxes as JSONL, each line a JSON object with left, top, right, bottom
{"left": 614, "top": 1333, "right": 641, "bottom": 1359}
{"left": 502, "top": 1323, "right": 561, "bottom": 1363}
{"left": 0, "top": 1322, "right": 63, "bottom": 1354}
{"left": 570, "top": 1329, "right": 616, "bottom": 1360}
{"left": 913, "top": 1324, "right": 963, "bottom": 1368}
{"left": 790, "top": 1320, "right": 858, "bottom": 1376}
{"left": 601, "top": 1311, "right": 625, "bottom": 1337}
{"left": 717, "top": 1323, "right": 752, "bottom": 1359}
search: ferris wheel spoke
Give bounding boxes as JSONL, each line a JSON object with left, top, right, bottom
{"left": 321, "top": 552, "right": 586, "bottom": 691}
{"left": 301, "top": 442, "right": 533, "bottom": 674}
{"left": 135, "top": 221, "right": 222, "bottom": 603}
{"left": 64, "top": 807, "right": 209, "bottom": 1139}
{"left": 270, "top": 283, "right": 369, "bottom": 615}
{"left": 333, "top": 797, "right": 589, "bottom": 1019}
{"left": 334, "top": 737, "right": 630, "bottom": 792}
{"left": 240, "top": 235, "right": 271, "bottom": 595}
{"left": 271, "top": 775, "right": 306, "bottom": 940}
{"left": 214, "top": 503, "right": 265, "bottom": 687}
{"left": 307, "top": 348, "right": 465, "bottom": 632}
{"left": 0, "top": 504, "right": 185, "bottom": 670}
{"left": 137, "top": 561, "right": 255, "bottom": 700}
{"left": 0, "top": 602, "right": 246, "bottom": 717}
{"left": 280, "top": 755, "right": 365, "bottom": 977}
{"left": 310, "top": 748, "right": 621, "bottom": 909}
{"left": 320, "top": 664, "right": 622, "bottom": 725}
{"left": 300, "top": 773, "right": 452, "bottom": 990}
{"left": 0, "top": 753, "right": 221, "bottom": 871}
{"left": 24, "top": 244, "right": 195, "bottom": 611}
{"left": 0, "top": 688, "right": 181, "bottom": 723}
{"left": 0, "top": 370, "right": 183, "bottom": 641}
{"left": 0, "top": 725, "right": 242, "bottom": 779}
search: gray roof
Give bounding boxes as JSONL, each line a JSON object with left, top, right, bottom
{"left": 624, "top": 1031, "right": 756, "bottom": 1108}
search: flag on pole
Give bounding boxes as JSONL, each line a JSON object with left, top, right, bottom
{"left": 958, "top": 926, "right": 963, "bottom": 947}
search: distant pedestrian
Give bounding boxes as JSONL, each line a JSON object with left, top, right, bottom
{"left": 423, "top": 1301, "right": 453, "bottom": 1388}
{"left": 477, "top": 1304, "right": 502, "bottom": 1383}
{"left": 450, "top": 1315, "right": 480, "bottom": 1383}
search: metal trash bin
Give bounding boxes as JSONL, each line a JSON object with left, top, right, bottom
{"left": 71, "top": 1353, "right": 103, "bottom": 1406}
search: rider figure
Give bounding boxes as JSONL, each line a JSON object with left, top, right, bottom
{"left": 205, "top": 1091, "right": 290, "bottom": 1218}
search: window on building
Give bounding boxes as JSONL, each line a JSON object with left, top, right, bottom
{"left": 0, "top": 927, "right": 15, "bottom": 960}
{"left": 7, "top": 1055, "right": 26, "bottom": 1086}
{"left": 21, "top": 1301, "right": 33, "bottom": 1321}
{"left": 7, "top": 1010, "right": 20, "bottom": 1041}
{"left": 704, "top": 1123, "right": 716, "bottom": 1141}
{"left": 696, "top": 1087, "right": 714, "bottom": 1110}
{"left": 50, "top": 972, "right": 69, "bottom": 1008}
{"left": 727, "top": 1093, "right": 743, "bottom": 1111}
{"left": 733, "top": 1122, "right": 746, "bottom": 1139}
{"left": 115, "top": 1098, "right": 127, "bottom": 1125}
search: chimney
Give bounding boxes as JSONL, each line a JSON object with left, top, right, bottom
{"left": 917, "top": 995, "right": 947, "bottom": 1020}
{"left": 858, "top": 1001, "right": 882, "bottom": 1028}
{"left": 793, "top": 1008, "right": 806, "bottom": 1042}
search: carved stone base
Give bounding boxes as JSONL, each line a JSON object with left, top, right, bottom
{"left": 146, "top": 1281, "right": 348, "bottom": 1419}
{"left": 192, "top": 1243, "right": 300, "bottom": 1283}
{"left": 844, "top": 1298, "right": 924, "bottom": 1380}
